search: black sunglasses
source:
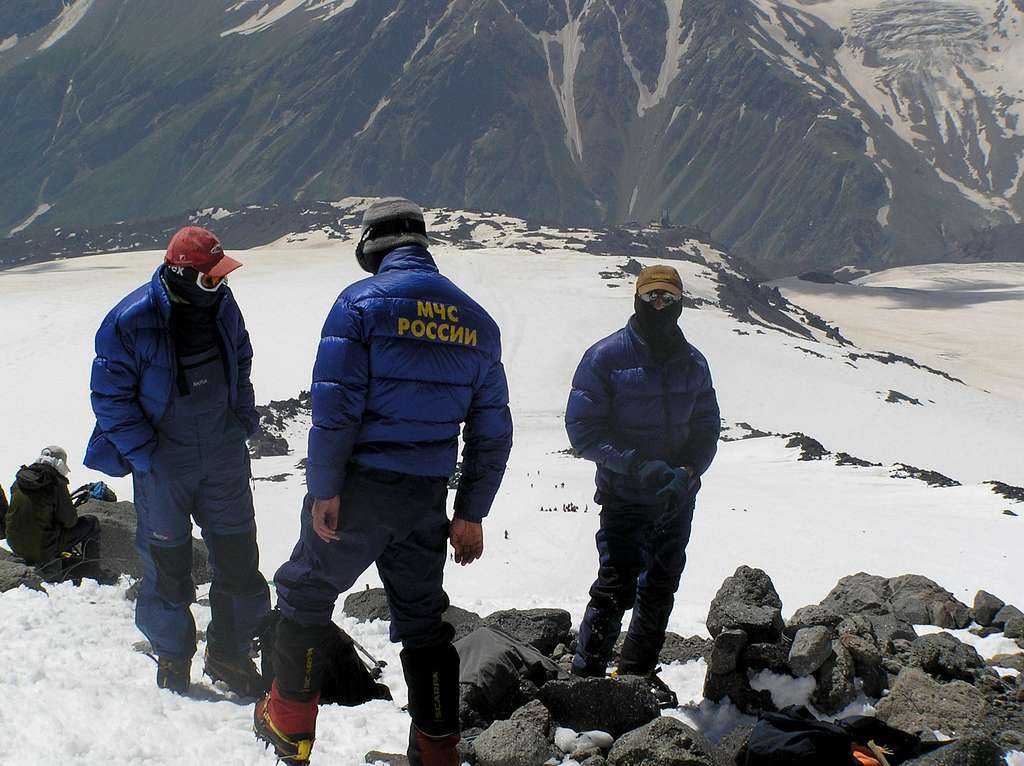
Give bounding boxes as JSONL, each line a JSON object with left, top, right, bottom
{"left": 639, "top": 290, "right": 681, "bottom": 305}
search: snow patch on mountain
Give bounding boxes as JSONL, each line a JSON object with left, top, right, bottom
{"left": 0, "top": 35, "right": 18, "bottom": 52}
{"left": 9, "top": 204, "right": 52, "bottom": 236}
{"left": 223, "top": 0, "right": 359, "bottom": 36}
{"left": 37, "top": 0, "right": 95, "bottom": 51}
{"left": 610, "top": 0, "right": 691, "bottom": 117}
{"left": 536, "top": 0, "right": 595, "bottom": 163}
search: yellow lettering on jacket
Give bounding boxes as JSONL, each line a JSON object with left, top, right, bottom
{"left": 397, "top": 318, "right": 411, "bottom": 335}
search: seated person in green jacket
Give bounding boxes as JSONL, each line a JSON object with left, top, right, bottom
{"left": 6, "top": 446, "right": 101, "bottom": 574}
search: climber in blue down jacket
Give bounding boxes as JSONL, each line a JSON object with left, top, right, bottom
{"left": 85, "top": 226, "right": 270, "bottom": 697}
{"left": 566, "top": 264, "right": 720, "bottom": 684}
{"left": 256, "top": 198, "right": 513, "bottom": 766}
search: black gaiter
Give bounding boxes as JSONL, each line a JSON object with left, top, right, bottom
{"left": 633, "top": 295, "right": 685, "bottom": 362}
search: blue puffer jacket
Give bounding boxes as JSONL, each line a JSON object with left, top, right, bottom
{"left": 84, "top": 266, "right": 258, "bottom": 477}
{"left": 566, "top": 319, "right": 720, "bottom": 506}
{"left": 306, "top": 246, "right": 512, "bottom": 523}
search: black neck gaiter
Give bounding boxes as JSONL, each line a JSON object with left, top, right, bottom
{"left": 633, "top": 295, "right": 685, "bottom": 362}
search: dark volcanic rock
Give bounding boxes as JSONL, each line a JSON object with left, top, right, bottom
{"left": 786, "top": 604, "right": 842, "bottom": 636}
{"left": 887, "top": 575, "right": 971, "bottom": 629}
{"left": 343, "top": 587, "right": 390, "bottom": 622}
{"left": 658, "top": 632, "right": 712, "bottom": 665}
{"left": 903, "top": 736, "right": 1004, "bottom": 766}
{"left": 910, "top": 632, "right": 985, "bottom": 683}
{"left": 0, "top": 555, "right": 45, "bottom": 593}
{"left": 538, "top": 676, "right": 659, "bottom": 738}
{"left": 484, "top": 608, "right": 572, "bottom": 655}
{"left": 703, "top": 668, "right": 774, "bottom": 714}
{"left": 473, "top": 708, "right": 555, "bottom": 766}
{"left": 875, "top": 668, "right": 987, "bottom": 738}
{"left": 706, "top": 566, "right": 784, "bottom": 643}
{"left": 840, "top": 632, "right": 887, "bottom": 698}
{"left": 811, "top": 640, "right": 857, "bottom": 714}
{"left": 743, "top": 642, "right": 791, "bottom": 675}
{"left": 709, "top": 629, "right": 747, "bottom": 674}
{"left": 993, "top": 604, "right": 1024, "bottom": 629}
{"left": 820, "top": 573, "right": 891, "bottom": 617}
{"left": 971, "top": 590, "right": 1005, "bottom": 627}
{"left": 607, "top": 716, "right": 722, "bottom": 766}
{"left": 788, "top": 626, "right": 833, "bottom": 677}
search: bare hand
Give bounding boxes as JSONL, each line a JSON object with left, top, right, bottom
{"left": 312, "top": 495, "right": 341, "bottom": 543}
{"left": 449, "top": 519, "right": 484, "bottom": 566}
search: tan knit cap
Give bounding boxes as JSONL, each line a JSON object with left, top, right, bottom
{"left": 636, "top": 265, "right": 683, "bottom": 297}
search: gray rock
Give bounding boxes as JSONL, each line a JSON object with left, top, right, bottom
{"left": 77, "top": 500, "right": 211, "bottom": 583}
{"left": 716, "top": 724, "right": 754, "bottom": 766}
{"left": 473, "top": 716, "right": 555, "bottom": 766}
{"left": 580, "top": 757, "right": 607, "bottom": 766}
{"left": 836, "top": 613, "right": 876, "bottom": 638}
{"left": 875, "top": 668, "right": 987, "bottom": 738}
{"left": 887, "top": 574, "right": 971, "bottom": 629}
{"left": 819, "top": 573, "right": 891, "bottom": 617}
{"left": 538, "top": 676, "right": 659, "bottom": 738}
{"left": 0, "top": 558, "right": 45, "bottom": 593}
{"left": 706, "top": 566, "right": 784, "bottom": 643}
{"left": 742, "top": 642, "right": 790, "bottom": 674}
{"left": 902, "top": 735, "right": 1004, "bottom": 766}
{"left": 1003, "top": 616, "right": 1024, "bottom": 640}
{"left": 709, "top": 629, "right": 747, "bottom": 674}
{"left": 343, "top": 587, "right": 390, "bottom": 622}
{"left": 987, "top": 653, "right": 1024, "bottom": 672}
{"left": 786, "top": 604, "right": 842, "bottom": 637}
{"left": 509, "top": 699, "right": 551, "bottom": 735}
{"left": 789, "top": 626, "right": 833, "bottom": 677}
{"left": 910, "top": 632, "right": 985, "bottom": 682}
{"left": 703, "top": 669, "right": 774, "bottom": 714}
{"left": 607, "top": 717, "right": 722, "bottom": 766}
{"left": 840, "top": 633, "right": 887, "bottom": 698}
{"left": 994, "top": 605, "right": 1024, "bottom": 630}
{"left": 446, "top": 604, "right": 484, "bottom": 640}
{"left": 867, "top": 614, "right": 918, "bottom": 651}
{"left": 971, "top": 591, "right": 1005, "bottom": 627}
{"left": 811, "top": 641, "right": 856, "bottom": 714}
{"left": 484, "top": 608, "right": 572, "bottom": 655}
{"left": 659, "top": 633, "right": 712, "bottom": 665}
{"left": 362, "top": 751, "right": 408, "bottom": 766}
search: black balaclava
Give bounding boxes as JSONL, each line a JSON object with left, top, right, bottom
{"left": 163, "top": 265, "right": 223, "bottom": 309}
{"left": 633, "top": 295, "right": 686, "bottom": 361}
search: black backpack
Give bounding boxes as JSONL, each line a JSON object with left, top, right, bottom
{"left": 738, "top": 706, "right": 951, "bottom": 766}
{"left": 70, "top": 481, "right": 117, "bottom": 507}
{"left": 258, "top": 610, "right": 392, "bottom": 706}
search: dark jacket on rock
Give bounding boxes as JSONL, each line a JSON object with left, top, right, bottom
{"left": 5, "top": 464, "right": 77, "bottom": 563}
{"left": 84, "top": 265, "right": 258, "bottom": 477}
{"left": 0, "top": 484, "right": 8, "bottom": 538}
{"left": 566, "top": 318, "right": 720, "bottom": 506}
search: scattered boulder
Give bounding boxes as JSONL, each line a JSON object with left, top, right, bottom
{"left": 839, "top": 632, "right": 887, "bottom": 697}
{"left": 0, "top": 556, "right": 45, "bottom": 593}
{"left": 484, "top": 608, "right": 572, "bottom": 655}
{"left": 788, "top": 626, "right": 833, "bottom": 677}
{"left": 887, "top": 575, "right": 971, "bottom": 629}
{"left": 607, "top": 717, "right": 721, "bottom": 766}
{"left": 988, "top": 653, "right": 1024, "bottom": 673}
{"left": 910, "top": 633, "right": 985, "bottom": 683}
{"left": 538, "top": 677, "right": 659, "bottom": 738}
{"left": 811, "top": 640, "right": 857, "bottom": 714}
{"left": 875, "top": 668, "right": 987, "bottom": 737}
{"left": 819, "top": 573, "right": 891, "bottom": 617}
{"left": 445, "top": 604, "right": 484, "bottom": 640}
{"left": 1004, "top": 616, "right": 1024, "bottom": 640}
{"left": 706, "top": 566, "right": 784, "bottom": 643}
{"left": 658, "top": 632, "right": 712, "bottom": 665}
{"left": 971, "top": 591, "right": 1005, "bottom": 627}
{"left": 248, "top": 429, "right": 289, "bottom": 458}
{"left": 993, "top": 605, "right": 1024, "bottom": 629}
{"left": 709, "top": 629, "right": 747, "bottom": 674}
{"left": 703, "top": 667, "right": 773, "bottom": 713}
{"left": 77, "top": 500, "right": 211, "bottom": 583}
{"left": 902, "top": 735, "right": 1004, "bottom": 765}
{"left": 786, "top": 604, "right": 841, "bottom": 636}
{"left": 743, "top": 642, "right": 790, "bottom": 675}
{"left": 343, "top": 587, "right": 390, "bottom": 622}
{"left": 509, "top": 699, "right": 551, "bottom": 735}
{"left": 473, "top": 708, "right": 556, "bottom": 766}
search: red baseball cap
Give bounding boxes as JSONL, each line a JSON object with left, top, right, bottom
{"left": 164, "top": 226, "right": 242, "bottom": 277}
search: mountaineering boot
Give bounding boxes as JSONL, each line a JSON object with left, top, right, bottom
{"left": 401, "top": 641, "right": 461, "bottom": 766}
{"left": 204, "top": 646, "right": 267, "bottom": 697}
{"left": 612, "top": 665, "right": 679, "bottom": 709}
{"left": 408, "top": 727, "right": 461, "bottom": 766}
{"left": 156, "top": 656, "right": 191, "bottom": 694}
{"left": 254, "top": 681, "right": 318, "bottom": 764}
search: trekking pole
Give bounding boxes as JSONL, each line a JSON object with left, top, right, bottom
{"left": 349, "top": 636, "right": 387, "bottom": 677}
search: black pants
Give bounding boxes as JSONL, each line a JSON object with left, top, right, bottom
{"left": 60, "top": 515, "right": 101, "bottom": 556}
{"left": 573, "top": 499, "right": 695, "bottom": 675}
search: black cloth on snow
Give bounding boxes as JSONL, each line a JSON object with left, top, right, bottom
{"left": 632, "top": 296, "right": 686, "bottom": 362}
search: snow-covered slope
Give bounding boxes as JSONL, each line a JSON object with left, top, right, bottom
{"left": 1, "top": 215, "right": 1021, "bottom": 764}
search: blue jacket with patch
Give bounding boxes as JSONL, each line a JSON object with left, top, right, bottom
{"left": 84, "top": 266, "right": 258, "bottom": 477}
{"left": 306, "top": 246, "right": 512, "bottom": 523}
{"left": 566, "top": 319, "right": 720, "bottom": 506}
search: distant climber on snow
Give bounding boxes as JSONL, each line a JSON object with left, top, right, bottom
{"left": 84, "top": 226, "right": 271, "bottom": 697}
{"left": 565, "top": 264, "right": 720, "bottom": 684}
{"left": 254, "top": 198, "right": 513, "bottom": 766}
{"left": 5, "top": 446, "right": 101, "bottom": 578}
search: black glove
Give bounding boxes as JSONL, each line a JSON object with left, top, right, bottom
{"left": 635, "top": 460, "right": 675, "bottom": 488}
{"left": 656, "top": 466, "right": 695, "bottom": 502}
